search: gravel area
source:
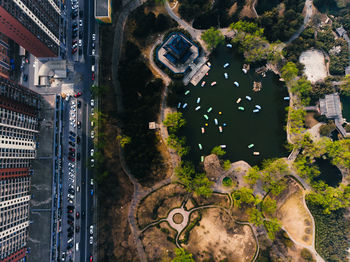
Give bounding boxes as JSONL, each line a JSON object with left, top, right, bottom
{"left": 299, "top": 49, "right": 328, "bottom": 83}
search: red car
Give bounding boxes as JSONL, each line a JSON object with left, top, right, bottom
{"left": 69, "top": 148, "right": 75, "bottom": 152}
{"left": 76, "top": 212, "right": 80, "bottom": 219}
{"left": 90, "top": 255, "right": 93, "bottom": 262}
{"left": 74, "top": 92, "right": 82, "bottom": 98}
{"left": 91, "top": 73, "right": 95, "bottom": 81}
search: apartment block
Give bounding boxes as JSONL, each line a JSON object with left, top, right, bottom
{"left": 0, "top": 0, "right": 61, "bottom": 57}
{"left": 0, "top": 76, "right": 40, "bottom": 262}
{"left": 0, "top": 32, "right": 10, "bottom": 79}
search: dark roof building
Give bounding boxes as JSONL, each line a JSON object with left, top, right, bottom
{"left": 164, "top": 34, "right": 192, "bottom": 64}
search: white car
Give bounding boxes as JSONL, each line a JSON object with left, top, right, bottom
{"left": 90, "top": 149, "right": 94, "bottom": 157}
{"left": 91, "top": 131, "right": 95, "bottom": 139}
{"left": 78, "top": 39, "right": 82, "bottom": 47}
{"left": 70, "top": 113, "right": 76, "bottom": 118}
{"left": 68, "top": 163, "right": 74, "bottom": 168}
{"left": 70, "top": 118, "right": 76, "bottom": 123}
{"left": 89, "top": 236, "right": 93, "bottom": 245}
{"left": 71, "top": 107, "right": 76, "bottom": 112}
{"left": 79, "top": 20, "right": 83, "bottom": 27}
{"left": 68, "top": 177, "right": 74, "bottom": 183}
{"left": 90, "top": 179, "right": 94, "bottom": 185}
{"left": 90, "top": 99, "right": 94, "bottom": 107}
{"left": 67, "top": 194, "right": 74, "bottom": 199}
{"left": 70, "top": 122, "right": 76, "bottom": 127}
{"left": 92, "top": 34, "right": 96, "bottom": 41}
{"left": 92, "top": 49, "right": 95, "bottom": 56}
{"left": 71, "top": 101, "right": 75, "bottom": 106}
{"left": 91, "top": 108, "right": 95, "bottom": 116}
{"left": 90, "top": 225, "right": 93, "bottom": 234}
{"left": 90, "top": 158, "right": 94, "bottom": 167}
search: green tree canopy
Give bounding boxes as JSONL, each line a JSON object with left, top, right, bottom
{"left": 211, "top": 146, "right": 226, "bottom": 156}
{"left": 262, "top": 196, "right": 277, "bottom": 216}
{"left": 340, "top": 74, "right": 350, "bottom": 96}
{"left": 233, "top": 187, "right": 260, "bottom": 207}
{"left": 163, "top": 112, "right": 186, "bottom": 133}
{"left": 291, "top": 77, "right": 312, "bottom": 105}
{"left": 167, "top": 134, "right": 190, "bottom": 157}
{"left": 116, "top": 135, "right": 131, "bottom": 148}
{"left": 201, "top": 27, "right": 225, "bottom": 51}
{"left": 244, "top": 166, "right": 261, "bottom": 184}
{"left": 281, "top": 62, "right": 299, "bottom": 82}
{"left": 248, "top": 208, "right": 264, "bottom": 226}
{"left": 172, "top": 248, "right": 195, "bottom": 262}
{"left": 264, "top": 218, "right": 281, "bottom": 240}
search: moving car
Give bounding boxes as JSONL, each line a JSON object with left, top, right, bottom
{"left": 74, "top": 92, "right": 82, "bottom": 98}
{"left": 90, "top": 99, "right": 94, "bottom": 107}
{"left": 77, "top": 121, "right": 81, "bottom": 129}
{"left": 76, "top": 212, "right": 80, "bottom": 219}
{"left": 90, "top": 225, "right": 94, "bottom": 234}
{"left": 91, "top": 131, "right": 95, "bottom": 139}
{"left": 90, "top": 159, "right": 94, "bottom": 167}
{"left": 78, "top": 39, "right": 82, "bottom": 47}
{"left": 90, "top": 149, "right": 94, "bottom": 157}
{"left": 89, "top": 236, "right": 93, "bottom": 245}
{"left": 92, "top": 34, "right": 96, "bottom": 41}
{"left": 77, "top": 100, "right": 81, "bottom": 108}
{"left": 90, "top": 179, "right": 94, "bottom": 186}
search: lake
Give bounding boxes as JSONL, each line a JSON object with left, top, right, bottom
{"left": 179, "top": 45, "right": 289, "bottom": 166}
{"left": 314, "top": 158, "right": 342, "bottom": 187}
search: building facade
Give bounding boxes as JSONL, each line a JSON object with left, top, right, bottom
{"left": 0, "top": 32, "right": 10, "bottom": 79}
{"left": 0, "top": 0, "right": 61, "bottom": 57}
{"left": 0, "top": 76, "right": 40, "bottom": 262}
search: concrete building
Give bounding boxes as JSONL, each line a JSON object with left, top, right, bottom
{"left": 0, "top": 76, "right": 40, "bottom": 262}
{"left": 0, "top": 0, "right": 61, "bottom": 57}
{"left": 95, "top": 0, "right": 112, "bottom": 23}
{"left": 0, "top": 32, "right": 10, "bottom": 79}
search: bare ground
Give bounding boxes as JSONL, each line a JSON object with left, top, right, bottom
{"left": 192, "top": 192, "right": 230, "bottom": 208}
{"left": 184, "top": 208, "right": 256, "bottom": 262}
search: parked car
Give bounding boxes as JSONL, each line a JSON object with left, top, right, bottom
{"left": 75, "top": 225, "right": 80, "bottom": 233}
{"left": 68, "top": 163, "right": 75, "bottom": 168}
{"left": 90, "top": 189, "right": 94, "bottom": 195}
{"left": 68, "top": 188, "right": 75, "bottom": 194}
{"left": 68, "top": 177, "right": 75, "bottom": 183}
{"left": 92, "top": 49, "right": 95, "bottom": 56}
{"left": 77, "top": 121, "right": 81, "bottom": 129}
{"left": 74, "top": 92, "right": 82, "bottom": 98}
{"left": 67, "top": 205, "right": 74, "bottom": 210}
{"left": 92, "top": 73, "right": 95, "bottom": 81}
{"left": 69, "top": 131, "right": 76, "bottom": 137}
{"left": 90, "top": 149, "right": 94, "bottom": 157}
{"left": 89, "top": 236, "right": 93, "bottom": 245}
{"left": 90, "top": 159, "right": 94, "bottom": 167}
{"left": 92, "top": 33, "right": 96, "bottom": 41}
{"left": 68, "top": 194, "right": 74, "bottom": 199}
{"left": 69, "top": 136, "right": 75, "bottom": 142}
{"left": 69, "top": 147, "right": 75, "bottom": 152}
{"left": 76, "top": 212, "right": 80, "bottom": 219}
{"left": 77, "top": 100, "right": 81, "bottom": 108}
{"left": 90, "top": 225, "right": 94, "bottom": 234}
{"left": 91, "top": 131, "right": 95, "bottom": 139}
{"left": 76, "top": 136, "right": 80, "bottom": 144}
{"left": 79, "top": 19, "right": 83, "bottom": 27}
{"left": 78, "top": 39, "right": 82, "bottom": 47}
{"left": 69, "top": 141, "right": 75, "bottom": 147}
{"left": 90, "top": 99, "right": 94, "bottom": 107}
{"left": 67, "top": 220, "right": 73, "bottom": 225}
{"left": 68, "top": 198, "right": 74, "bottom": 204}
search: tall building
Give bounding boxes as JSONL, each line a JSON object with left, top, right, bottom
{"left": 0, "top": 32, "right": 10, "bottom": 79}
{"left": 0, "top": 0, "right": 61, "bottom": 57}
{"left": 95, "top": 0, "right": 112, "bottom": 23}
{"left": 0, "top": 76, "right": 40, "bottom": 262}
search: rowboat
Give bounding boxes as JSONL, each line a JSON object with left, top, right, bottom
{"left": 253, "top": 109, "right": 259, "bottom": 113}
{"left": 242, "top": 68, "right": 247, "bottom": 74}
{"left": 238, "top": 106, "right": 244, "bottom": 111}
{"left": 253, "top": 152, "right": 260, "bottom": 156}
{"left": 220, "top": 145, "right": 226, "bottom": 148}
{"left": 207, "top": 62, "right": 211, "bottom": 67}
{"left": 197, "top": 97, "right": 200, "bottom": 103}
{"left": 201, "top": 127, "right": 205, "bottom": 134}
{"left": 219, "top": 126, "right": 223, "bottom": 132}
{"left": 177, "top": 102, "right": 181, "bottom": 108}
{"left": 182, "top": 103, "right": 187, "bottom": 108}
{"left": 223, "top": 123, "right": 227, "bottom": 127}
{"left": 223, "top": 63, "right": 229, "bottom": 68}
{"left": 234, "top": 81, "right": 239, "bottom": 87}
{"left": 195, "top": 106, "right": 201, "bottom": 111}
{"left": 201, "top": 156, "right": 204, "bottom": 162}
{"left": 224, "top": 73, "right": 228, "bottom": 79}
{"left": 185, "top": 90, "right": 190, "bottom": 95}
{"left": 226, "top": 44, "right": 232, "bottom": 48}
{"left": 284, "top": 97, "right": 290, "bottom": 100}
{"left": 248, "top": 144, "right": 254, "bottom": 148}
{"left": 246, "top": 96, "right": 251, "bottom": 101}
{"left": 214, "top": 118, "right": 218, "bottom": 125}
{"left": 198, "top": 144, "right": 203, "bottom": 150}
{"left": 201, "top": 81, "right": 206, "bottom": 87}
{"left": 211, "top": 82, "right": 217, "bottom": 86}
{"left": 236, "top": 98, "right": 241, "bottom": 103}
{"left": 255, "top": 105, "right": 261, "bottom": 109}
{"left": 207, "top": 107, "right": 212, "bottom": 113}
{"left": 204, "top": 114, "right": 209, "bottom": 120}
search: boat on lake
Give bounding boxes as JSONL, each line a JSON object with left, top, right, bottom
{"left": 234, "top": 81, "right": 239, "bottom": 87}
{"left": 182, "top": 103, "right": 187, "bottom": 108}
{"left": 219, "top": 126, "right": 223, "bottom": 132}
{"left": 236, "top": 98, "right": 241, "bottom": 103}
{"left": 201, "top": 156, "right": 204, "bottom": 162}
{"left": 207, "top": 62, "right": 211, "bottom": 67}
{"left": 223, "top": 123, "right": 227, "bottom": 127}
{"left": 238, "top": 106, "right": 244, "bottom": 111}
{"left": 242, "top": 68, "right": 247, "bottom": 74}
{"left": 246, "top": 96, "right": 251, "bottom": 101}
{"left": 214, "top": 118, "right": 218, "bottom": 125}
{"left": 220, "top": 145, "right": 226, "bottom": 148}
{"left": 226, "top": 44, "right": 232, "bottom": 48}
{"left": 185, "top": 90, "right": 190, "bottom": 95}
{"left": 248, "top": 144, "right": 254, "bottom": 148}
{"left": 255, "top": 105, "right": 261, "bottom": 109}
{"left": 199, "top": 144, "right": 203, "bottom": 150}
{"left": 284, "top": 96, "right": 290, "bottom": 100}
{"left": 207, "top": 107, "right": 212, "bottom": 113}
{"left": 197, "top": 97, "right": 200, "bottom": 103}
{"left": 201, "top": 81, "right": 206, "bottom": 87}
{"left": 211, "top": 81, "right": 217, "bottom": 86}
{"left": 195, "top": 106, "right": 201, "bottom": 111}
{"left": 204, "top": 114, "right": 209, "bottom": 120}
{"left": 201, "top": 127, "right": 205, "bottom": 134}
{"left": 223, "top": 63, "right": 229, "bottom": 68}
{"left": 177, "top": 102, "right": 181, "bottom": 108}
{"left": 224, "top": 73, "right": 228, "bottom": 79}
{"left": 253, "top": 109, "right": 259, "bottom": 113}
{"left": 253, "top": 152, "right": 260, "bottom": 156}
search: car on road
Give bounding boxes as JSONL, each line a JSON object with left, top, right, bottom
{"left": 90, "top": 99, "right": 94, "bottom": 107}
{"left": 90, "top": 179, "right": 94, "bottom": 185}
{"left": 77, "top": 121, "right": 81, "bottom": 129}
{"left": 74, "top": 92, "right": 82, "bottom": 98}
{"left": 70, "top": 122, "right": 76, "bottom": 127}
{"left": 91, "top": 131, "right": 95, "bottom": 139}
{"left": 79, "top": 48, "right": 82, "bottom": 56}
{"left": 90, "top": 225, "right": 93, "bottom": 234}
{"left": 71, "top": 11, "right": 77, "bottom": 19}
{"left": 92, "top": 72, "right": 95, "bottom": 81}
{"left": 78, "top": 39, "right": 82, "bottom": 47}
{"left": 91, "top": 189, "right": 94, "bottom": 195}
{"left": 23, "top": 74, "right": 28, "bottom": 82}
{"left": 68, "top": 198, "right": 74, "bottom": 204}
{"left": 92, "top": 34, "right": 96, "bottom": 41}
{"left": 67, "top": 214, "right": 74, "bottom": 220}
{"left": 69, "top": 152, "right": 75, "bottom": 158}
{"left": 67, "top": 208, "right": 73, "bottom": 214}
{"left": 77, "top": 100, "right": 81, "bottom": 108}
{"left": 75, "top": 225, "right": 80, "bottom": 233}
{"left": 79, "top": 19, "right": 83, "bottom": 27}
{"left": 90, "top": 149, "right": 94, "bottom": 157}
{"left": 76, "top": 212, "right": 80, "bottom": 219}
{"left": 67, "top": 232, "right": 73, "bottom": 238}
{"left": 72, "top": 44, "right": 77, "bottom": 49}
{"left": 90, "top": 255, "right": 93, "bottom": 262}
{"left": 92, "top": 42, "right": 95, "bottom": 48}
{"left": 67, "top": 194, "right": 74, "bottom": 199}
{"left": 91, "top": 108, "right": 94, "bottom": 115}
{"left": 90, "top": 159, "right": 94, "bottom": 167}
{"left": 89, "top": 236, "right": 93, "bottom": 245}
{"left": 72, "top": 39, "right": 77, "bottom": 45}
{"left": 72, "top": 27, "right": 78, "bottom": 32}
{"left": 72, "top": 22, "right": 77, "bottom": 28}
{"left": 92, "top": 49, "right": 95, "bottom": 56}
{"left": 69, "top": 184, "right": 74, "bottom": 189}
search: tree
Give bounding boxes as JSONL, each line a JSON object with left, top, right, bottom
{"left": 167, "top": 135, "right": 190, "bottom": 157}
{"left": 201, "top": 27, "right": 225, "bottom": 50}
{"left": 319, "top": 121, "right": 336, "bottom": 136}
{"left": 222, "top": 160, "right": 231, "bottom": 170}
{"left": 233, "top": 187, "right": 260, "bottom": 207}
{"left": 281, "top": 62, "right": 298, "bottom": 82}
{"left": 211, "top": 146, "right": 226, "bottom": 156}
{"left": 248, "top": 208, "right": 264, "bottom": 226}
{"left": 172, "top": 248, "right": 195, "bottom": 262}
{"left": 163, "top": 112, "right": 186, "bottom": 133}
{"left": 116, "top": 135, "right": 131, "bottom": 148}
{"left": 340, "top": 74, "right": 350, "bottom": 96}
{"left": 264, "top": 218, "right": 281, "bottom": 240}
{"left": 244, "top": 166, "right": 261, "bottom": 184}
{"left": 292, "top": 77, "right": 312, "bottom": 105}
{"left": 262, "top": 196, "right": 277, "bottom": 216}
{"left": 192, "top": 173, "right": 213, "bottom": 197}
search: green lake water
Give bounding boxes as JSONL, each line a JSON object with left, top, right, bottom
{"left": 179, "top": 45, "right": 289, "bottom": 166}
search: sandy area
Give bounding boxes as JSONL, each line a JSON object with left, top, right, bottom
{"left": 299, "top": 49, "right": 328, "bottom": 83}
{"left": 275, "top": 181, "right": 313, "bottom": 247}
{"left": 185, "top": 208, "right": 256, "bottom": 261}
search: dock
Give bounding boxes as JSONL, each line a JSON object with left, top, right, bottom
{"left": 189, "top": 63, "right": 210, "bottom": 86}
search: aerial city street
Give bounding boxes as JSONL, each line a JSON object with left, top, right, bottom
{"left": 1, "top": 0, "right": 350, "bottom": 262}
